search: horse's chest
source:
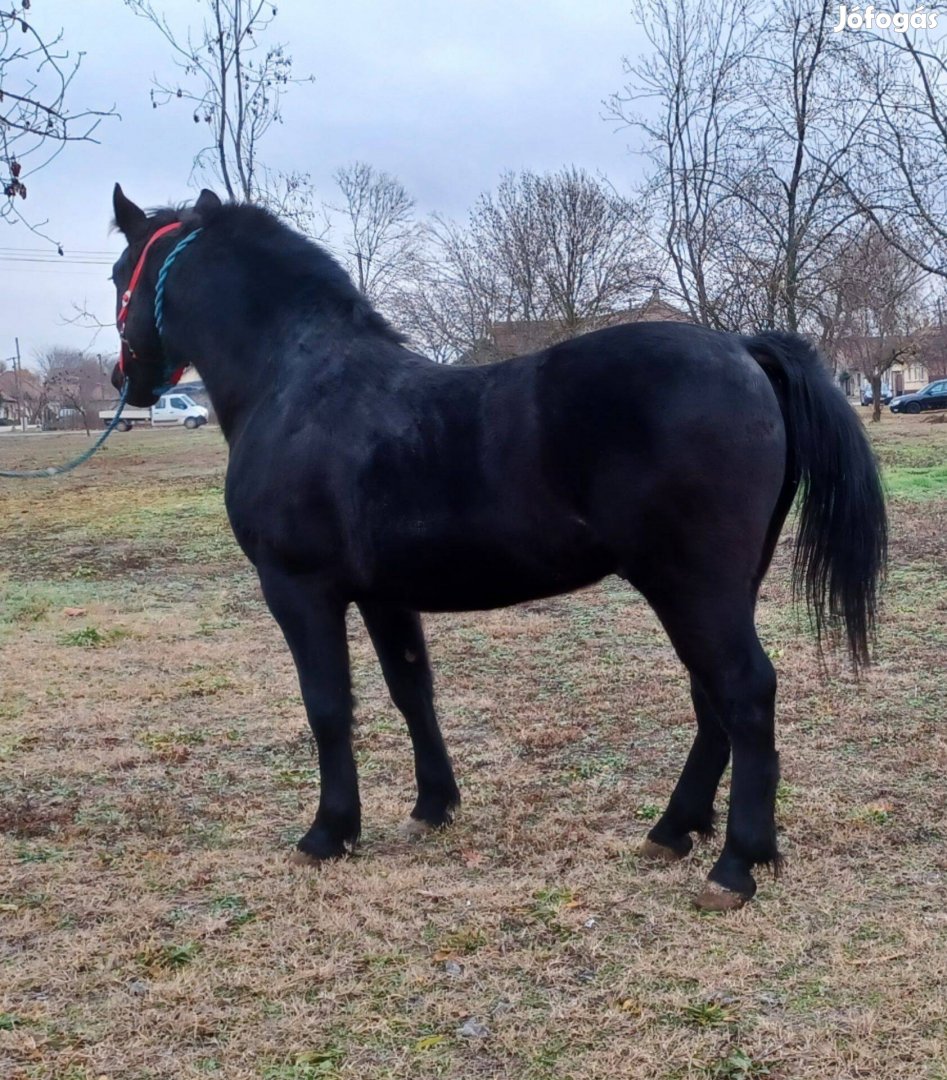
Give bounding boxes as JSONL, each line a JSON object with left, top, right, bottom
{"left": 224, "top": 475, "right": 340, "bottom": 570}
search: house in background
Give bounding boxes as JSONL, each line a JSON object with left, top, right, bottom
{"left": 834, "top": 325, "right": 946, "bottom": 399}
{"left": 0, "top": 369, "right": 44, "bottom": 426}
{"left": 43, "top": 364, "right": 115, "bottom": 430}
{"left": 463, "top": 289, "right": 694, "bottom": 364}
{"left": 910, "top": 325, "right": 947, "bottom": 386}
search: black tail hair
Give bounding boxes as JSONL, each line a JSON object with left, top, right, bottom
{"left": 743, "top": 331, "right": 887, "bottom": 668}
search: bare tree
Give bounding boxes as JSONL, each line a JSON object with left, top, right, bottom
{"left": 742, "top": 2, "right": 873, "bottom": 333}
{"left": 471, "top": 171, "right": 551, "bottom": 325}
{"left": 394, "top": 169, "right": 649, "bottom": 365}
{"left": 125, "top": 0, "right": 315, "bottom": 228}
{"left": 330, "top": 162, "right": 420, "bottom": 308}
{"left": 611, "top": 0, "right": 873, "bottom": 333}
{"left": 532, "top": 168, "right": 652, "bottom": 331}
{"left": 838, "top": 22, "right": 947, "bottom": 280}
{"left": 1, "top": 2, "right": 114, "bottom": 243}
{"left": 398, "top": 217, "right": 504, "bottom": 364}
{"left": 38, "top": 347, "right": 111, "bottom": 433}
{"left": 608, "top": 0, "right": 762, "bottom": 327}
{"left": 470, "top": 168, "right": 649, "bottom": 344}
{"left": 830, "top": 224, "right": 926, "bottom": 422}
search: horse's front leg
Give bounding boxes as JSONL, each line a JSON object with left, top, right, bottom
{"left": 358, "top": 601, "right": 460, "bottom": 833}
{"left": 258, "top": 565, "right": 359, "bottom": 861}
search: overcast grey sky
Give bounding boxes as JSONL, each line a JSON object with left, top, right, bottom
{"left": 2, "top": 1, "right": 648, "bottom": 368}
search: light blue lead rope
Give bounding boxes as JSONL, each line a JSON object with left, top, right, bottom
{"left": 1, "top": 226, "right": 203, "bottom": 479}
{"left": 154, "top": 228, "right": 202, "bottom": 336}
{"left": 0, "top": 381, "right": 130, "bottom": 479}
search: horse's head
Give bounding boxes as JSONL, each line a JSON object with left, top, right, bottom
{"left": 110, "top": 183, "right": 222, "bottom": 406}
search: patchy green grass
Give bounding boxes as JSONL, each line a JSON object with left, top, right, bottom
{"left": 1, "top": 418, "right": 945, "bottom": 1080}
{"left": 59, "top": 625, "right": 129, "bottom": 647}
{"left": 884, "top": 463, "right": 947, "bottom": 500}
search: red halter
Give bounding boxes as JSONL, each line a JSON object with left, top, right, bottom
{"left": 116, "top": 221, "right": 184, "bottom": 376}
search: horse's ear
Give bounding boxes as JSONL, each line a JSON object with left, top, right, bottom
{"left": 113, "top": 183, "right": 147, "bottom": 238}
{"left": 194, "top": 188, "right": 223, "bottom": 219}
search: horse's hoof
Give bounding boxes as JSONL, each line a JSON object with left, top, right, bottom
{"left": 639, "top": 838, "right": 687, "bottom": 863}
{"left": 289, "top": 843, "right": 348, "bottom": 867}
{"left": 289, "top": 849, "right": 325, "bottom": 868}
{"left": 399, "top": 817, "right": 436, "bottom": 840}
{"left": 692, "top": 882, "right": 750, "bottom": 912}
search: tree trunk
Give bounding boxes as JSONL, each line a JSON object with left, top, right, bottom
{"left": 871, "top": 373, "right": 882, "bottom": 423}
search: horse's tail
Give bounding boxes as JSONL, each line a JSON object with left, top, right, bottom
{"left": 742, "top": 330, "right": 887, "bottom": 668}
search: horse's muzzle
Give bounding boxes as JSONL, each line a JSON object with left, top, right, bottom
{"left": 110, "top": 362, "right": 161, "bottom": 407}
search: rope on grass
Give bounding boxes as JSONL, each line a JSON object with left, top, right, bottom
{"left": 0, "top": 382, "right": 130, "bottom": 479}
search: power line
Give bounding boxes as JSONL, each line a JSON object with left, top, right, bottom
{"left": 0, "top": 247, "right": 118, "bottom": 256}
{"left": 0, "top": 252, "right": 113, "bottom": 261}
{"left": 0, "top": 267, "right": 112, "bottom": 276}
{"left": 0, "top": 256, "right": 113, "bottom": 267}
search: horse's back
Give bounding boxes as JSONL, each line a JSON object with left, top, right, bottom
{"left": 536, "top": 320, "right": 782, "bottom": 439}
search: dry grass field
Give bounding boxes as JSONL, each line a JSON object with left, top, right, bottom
{"left": 1, "top": 413, "right": 945, "bottom": 1080}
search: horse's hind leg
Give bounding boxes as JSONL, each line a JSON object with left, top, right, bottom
{"left": 640, "top": 676, "right": 730, "bottom": 861}
{"left": 644, "top": 589, "right": 780, "bottom": 909}
{"left": 359, "top": 602, "right": 460, "bottom": 832}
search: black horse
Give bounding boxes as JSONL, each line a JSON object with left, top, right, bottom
{"left": 109, "top": 185, "right": 886, "bottom": 910}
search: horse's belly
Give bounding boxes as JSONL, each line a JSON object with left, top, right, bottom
{"left": 363, "top": 528, "right": 613, "bottom": 612}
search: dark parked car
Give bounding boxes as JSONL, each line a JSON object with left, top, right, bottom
{"left": 861, "top": 384, "right": 893, "bottom": 406}
{"left": 889, "top": 379, "right": 947, "bottom": 414}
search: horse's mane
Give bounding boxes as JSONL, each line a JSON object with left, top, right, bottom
{"left": 143, "top": 201, "right": 407, "bottom": 345}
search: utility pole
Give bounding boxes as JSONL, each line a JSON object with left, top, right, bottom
{"left": 12, "top": 337, "right": 26, "bottom": 432}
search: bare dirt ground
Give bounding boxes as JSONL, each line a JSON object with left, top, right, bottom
{"left": 1, "top": 415, "right": 945, "bottom": 1080}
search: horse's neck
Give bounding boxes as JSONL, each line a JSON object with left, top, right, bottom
{"left": 169, "top": 247, "right": 396, "bottom": 437}
{"left": 191, "top": 350, "right": 268, "bottom": 441}
{"left": 184, "top": 312, "right": 360, "bottom": 441}
{"left": 168, "top": 274, "right": 282, "bottom": 438}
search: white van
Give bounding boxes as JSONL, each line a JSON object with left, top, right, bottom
{"left": 99, "top": 393, "right": 209, "bottom": 431}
